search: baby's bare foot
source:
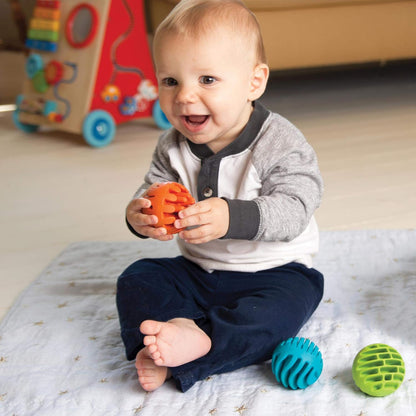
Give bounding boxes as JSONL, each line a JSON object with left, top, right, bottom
{"left": 135, "top": 347, "right": 171, "bottom": 391}
{"left": 140, "top": 318, "right": 211, "bottom": 367}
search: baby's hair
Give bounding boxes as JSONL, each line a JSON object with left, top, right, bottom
{"left": 154, "top": 0, "right": 267, "bottom": 65}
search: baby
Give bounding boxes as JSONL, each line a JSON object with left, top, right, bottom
{"left": 117, "top": 0, "right": 324, "bottom": 392}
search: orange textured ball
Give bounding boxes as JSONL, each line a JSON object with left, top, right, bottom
{"left": 142, "top": 182, "right": 195, "bottom": 234}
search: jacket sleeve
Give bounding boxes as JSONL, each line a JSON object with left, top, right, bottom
{"left": 131, "top": 129, "right": 181, "bottom": 200}
{"left": 254, "top": 116, "right": 323, "bottom": 242}
{"left": 126, "top": 129, "right": 181, "bottom": 237}
{"left": 224, "top": 114, "right": 323, "bottom": 242}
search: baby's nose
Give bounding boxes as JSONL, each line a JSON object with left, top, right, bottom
{"left": 175, "top": 85, "right": 197, "bottom": 104}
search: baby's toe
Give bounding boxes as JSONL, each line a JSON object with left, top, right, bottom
{"left": 150, "top": 350, "right": 161, "bottom": 360}
{"left": 147, "top": 344, "right": 158, "bottom": 354}
{"left": 140, "top": 320, "right": 163, "bottom": 335}
{"left": 143, "top": 335, "right": 157, "bottom": 346}
{"left": 154, "top": 357, "right": 165, "bottom": 366}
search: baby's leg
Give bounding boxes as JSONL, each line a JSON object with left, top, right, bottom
{"left": 169, "top": 264, "right": 324, "bottom": 392}
{"left": 140, "top": 318, "right": 212, "bottom": 367}
{"left": 117, "top": 256, "right": 210, "bottom": 363}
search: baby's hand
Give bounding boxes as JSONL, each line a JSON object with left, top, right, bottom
{"left": 174, "top": 197, "right": 229, "bottom": 244}
{"left": 126, "top": 198, "right": 174, "bottom": 241}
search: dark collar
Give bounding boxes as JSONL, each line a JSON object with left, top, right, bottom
{"left": 186, "top": 101, "right": 270, "bottom": 160}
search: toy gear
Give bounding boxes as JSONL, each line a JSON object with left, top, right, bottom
{"left": 271, "top": 337, "right": 323, "bottom": 390}
{"left": 142, "top": 182, "right": 195, "bottom": 234}
{"left": 352, "top": 343, "right": 405, "bottom": 397}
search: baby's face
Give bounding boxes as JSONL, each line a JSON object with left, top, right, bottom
{"left": 154, "top": 29, "right": 260, "bottom": 153}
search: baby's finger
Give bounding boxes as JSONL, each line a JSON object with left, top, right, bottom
{"left": 178, "top": 201, "right": 208, "bottom": 219}
{"left": 179, "top": 225, "right": 212, "bottom": 244}
{"left": 129, "top": 197, "right": 151, "bottom": 211}
{"left": 174, "top": 211, "right": 208, "bottom": 230}
{"left": 147, "top": 227, "right": 174, "bottom": 241}
{"left": 130, "top": 211, "right": 158, "bottom": 227}
{"left": 135, "top": 224, "right": 173, "bottom": 241}
{"left": 176, "top": 202, "right": 211, "bottom": 229}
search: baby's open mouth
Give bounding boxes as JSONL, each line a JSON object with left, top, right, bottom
{"left": 185, "top": 115, "right": 209, "bottom": 126}
{"left": 180, "top": 115, "right": 210, "bottom": 132}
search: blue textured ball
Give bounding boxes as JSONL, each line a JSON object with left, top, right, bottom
{"left": 271, "top": 337, "right": 323, "bottom": 389}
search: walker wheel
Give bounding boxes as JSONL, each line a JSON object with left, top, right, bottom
{"left": 82, "top": 110, "right": 116, "bottom": 147}
{"left": 12, "top": 110, "right": 39, "bottom": 133}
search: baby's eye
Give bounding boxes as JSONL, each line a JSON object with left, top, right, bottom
{"left": 200, "top": 76, "right": 216, "bottom": 85}
{"left": 161, "top": 77, "right": 178, "bottom": 87}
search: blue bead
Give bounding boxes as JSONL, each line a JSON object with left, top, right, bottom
{"left": 25, "top": 39, "right": 58, "bottom": 52}
{"left": 25, "top": 53, "right": 44, "bottom": 79}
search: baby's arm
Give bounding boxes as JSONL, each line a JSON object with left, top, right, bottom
{"left": 252, "top": 124, "right": 323, "bottom": 242}
{"left": 126, "top": 130, "right": 181, "bottom": 241}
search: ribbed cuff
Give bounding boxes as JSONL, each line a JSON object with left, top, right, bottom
{"left": 221, "top": 199, "right": 260, "bottom": 240}
{"left": 125, "top": 217, "right": 148, "bottom": 239}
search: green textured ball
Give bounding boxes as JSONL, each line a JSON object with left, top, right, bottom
{"left": 352, "top": 343, "right": 405, "bottom": 397}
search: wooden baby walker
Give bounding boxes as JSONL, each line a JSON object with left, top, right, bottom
{"left": 14, "top": 0, "right": 171, "bottom": 147}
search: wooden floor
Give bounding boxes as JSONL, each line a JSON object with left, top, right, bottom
{"left": 1, "top": 53, "right": 415, "bottom": 319}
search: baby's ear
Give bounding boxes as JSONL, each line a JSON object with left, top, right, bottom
{"left": 248, "top": 63, "right": 269, "bottom": 101}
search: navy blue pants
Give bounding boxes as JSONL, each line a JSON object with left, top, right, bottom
{"left": 116, "top": 256, "right": 323, "bottom": 392}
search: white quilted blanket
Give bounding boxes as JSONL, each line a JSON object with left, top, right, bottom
{"left": 1, "top": 230, "right": 415, "bottom": 415}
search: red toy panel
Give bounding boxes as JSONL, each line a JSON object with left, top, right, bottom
{"left": 90, "top": 0, "right": 158, "bottom": 124}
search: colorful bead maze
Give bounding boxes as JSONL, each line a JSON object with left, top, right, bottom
{"left": 14, "top": 0, "right": 170, "bottom": 147}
